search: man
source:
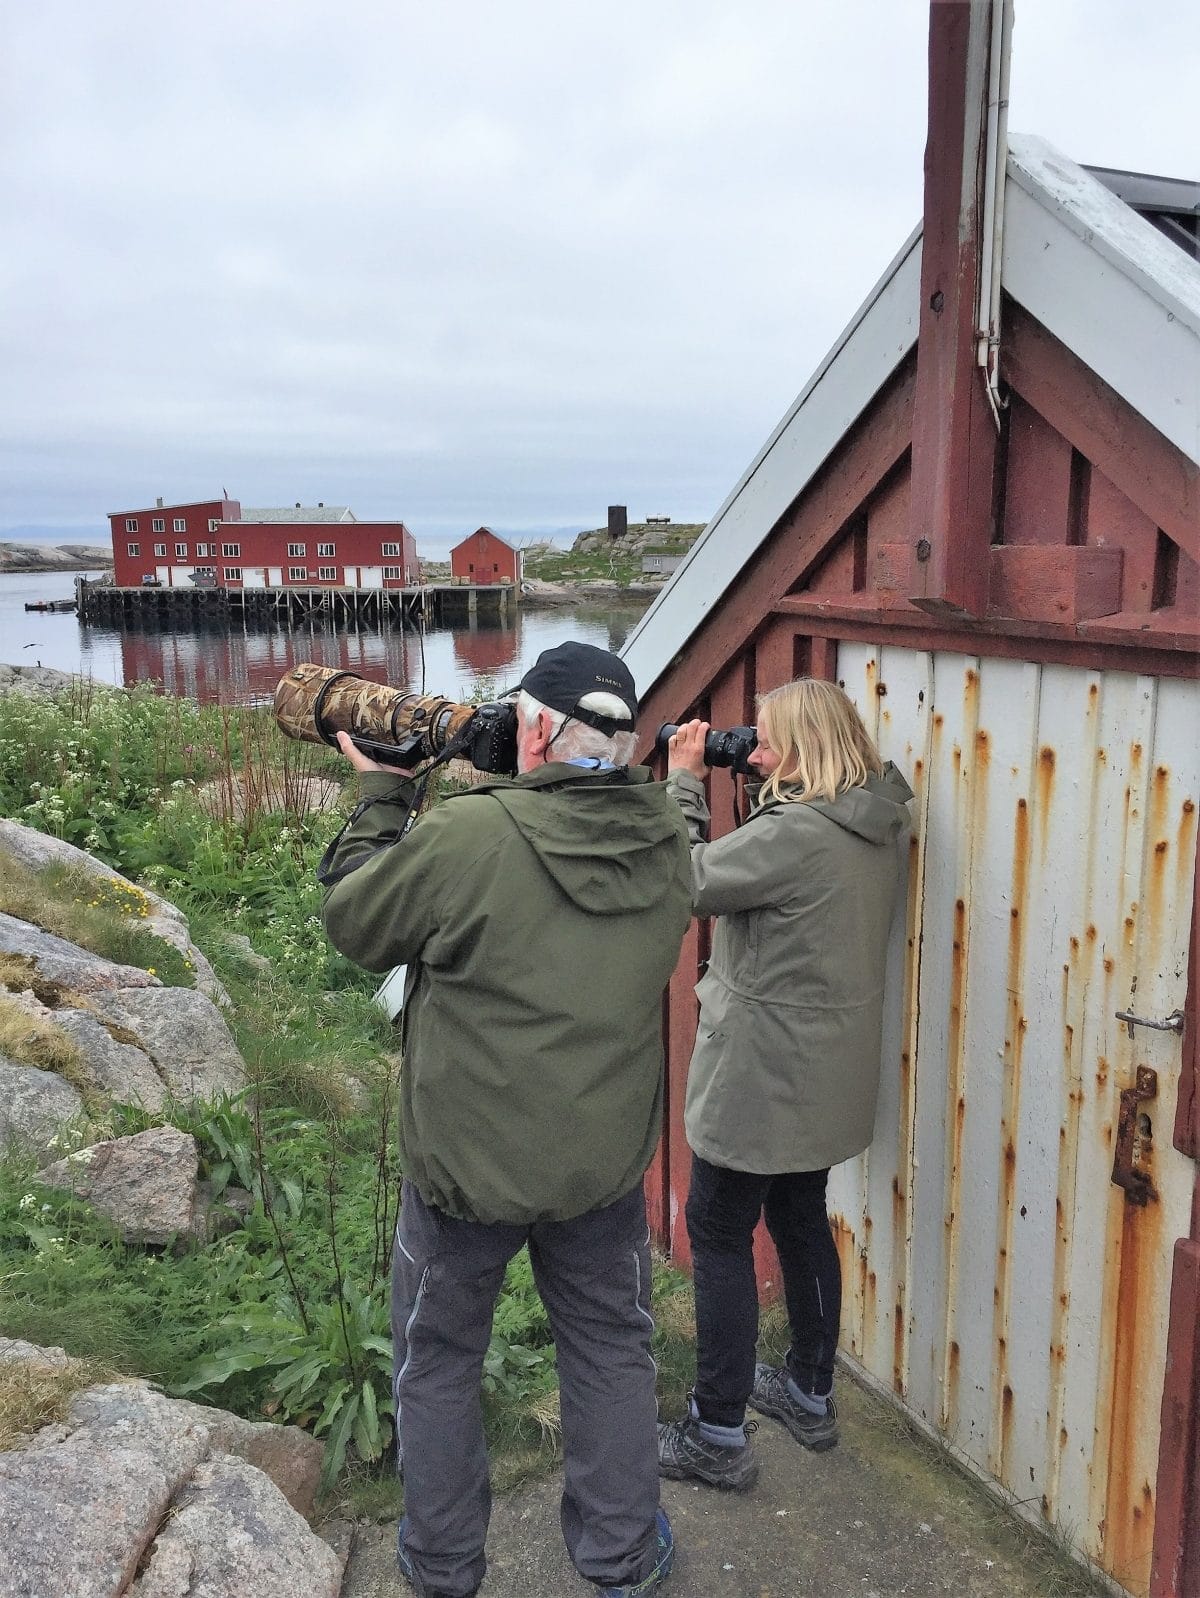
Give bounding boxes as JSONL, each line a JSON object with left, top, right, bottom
{"left": 321, "top": 641, "right": 692, "bottom": 1598}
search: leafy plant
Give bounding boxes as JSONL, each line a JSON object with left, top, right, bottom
{"left": 176, "top": 1277, "right": 394, "bottom": 1489}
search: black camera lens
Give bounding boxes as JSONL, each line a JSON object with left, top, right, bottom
{"left": 655, "top": 722, "right": 757, "bottom": 776}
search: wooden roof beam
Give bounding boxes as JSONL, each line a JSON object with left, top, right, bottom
{"left": 909, "top": 0, "right": 1004, "bottom": 619}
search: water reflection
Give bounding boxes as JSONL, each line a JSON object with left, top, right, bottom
{"left": 103, "top": 603, "right": 647, "bottom": 706}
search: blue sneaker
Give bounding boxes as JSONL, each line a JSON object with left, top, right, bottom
{"left": 397, "top": 1517, "right": 477, "bottom": 1598}
{"left": 597, "top": 1507, "right": 675, "bottom": 1595}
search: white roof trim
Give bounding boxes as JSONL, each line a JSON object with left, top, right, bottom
{"left": 622, "top": 227, "right": 922, "bottom": 700}
{"left": 623, "top": 136, "right": 1200, "bottom": 704}
{"left": 1004, "top": 134, "right": 1200, "bottom": 466}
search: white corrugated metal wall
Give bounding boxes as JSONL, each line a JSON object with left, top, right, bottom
{"left": 832, "top": 644, "right": 1198, "bottom": 1598}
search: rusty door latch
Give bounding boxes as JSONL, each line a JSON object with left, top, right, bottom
{"left": 1111, "top": 1066, "right": 1158, "bottom": 1206}
{"left": 1114, "top": 1007, "right": 1185, "bottom": 1041}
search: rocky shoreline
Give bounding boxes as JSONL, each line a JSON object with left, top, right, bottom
{"left": 0, "top": 541, "right": 112, "bottom": 574}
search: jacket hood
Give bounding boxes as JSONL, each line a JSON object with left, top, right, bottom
{"left": 478, "top": 765, "right": 689, "bottom": 914}
{"left": 764, "top": 759, "right": 914, "bottom": 845}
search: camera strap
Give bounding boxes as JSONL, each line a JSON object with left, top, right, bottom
{"left": 315, "top": 728, "right": 474, "bottom": 887}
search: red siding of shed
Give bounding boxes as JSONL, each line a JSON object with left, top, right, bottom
{"left": 449, "top": 528, "right": 521, "bottom": 586}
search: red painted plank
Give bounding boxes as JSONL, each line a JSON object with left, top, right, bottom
{"left": 1003, "top": 396, "right": 1076, "bottom": 546}
{"left": 1005, "top": 301, "right": 1199, "bottom": 564}
{"left": 1085, "top": 467, "right": 1161, "bottom": 616}
{"left": 769, "top": 595, "right": 1198, "bottom": 676}
{"left": 987, "top": 545, "right": 1124, "bottom": 624}
{"left": 664, "top": 922, "right": 703, "bottom": 1264}
{"left": 753, "top": 618, "right": 803, "bottom": 696}
{"left": 1151, "top": 1230, "right": 1200, "bottom": 1598}
{"left": 908, "top": 0, "right": 999, "bottom": 618}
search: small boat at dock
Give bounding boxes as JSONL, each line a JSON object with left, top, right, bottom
{"left": 24, "top": 599, "right": 77, "bottom": 613}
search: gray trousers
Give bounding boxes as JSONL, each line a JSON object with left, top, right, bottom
{"left": 392, "top": 1179, "right": 662, "bottom": 1597}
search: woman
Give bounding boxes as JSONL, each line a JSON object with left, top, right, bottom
{"left": 657, "top": 678, "right": 912, "bottom": 1491}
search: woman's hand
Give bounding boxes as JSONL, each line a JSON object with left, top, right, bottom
{"left": 668, "top": 719, "right": 711, "bottom": 779}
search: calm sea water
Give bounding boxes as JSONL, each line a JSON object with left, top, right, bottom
{"left": 1, "top": 569, "right": 651, "bottom": 706}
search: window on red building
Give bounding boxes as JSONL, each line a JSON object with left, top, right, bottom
{"left": 318, "top": 566, "right": 337, "bottom": 581}
{"left": 153, "top": 543, "right": 166, "bottom": 557}
{"left": 175, "top": 542, "right": 187, "bottom": 557}
{"left": 222, "top": 543, "right": 240, "bottom": 558}
{"left": 173, "top": 517, "right": 186, "bottom": 533}
{"left": 195, "top": 543, "right": 209, "bottom": 558}
{"left": 128, "top": 542, "right": 140, "bottom": 556}
{"left": 317, "top": 542, "right": 336, "bottom": 557}
{"left": 125, "top": 518, "right": 138, "bottom": 533}
{"left": 152, "top": 517, "right": 164, "bottom": 533}
{"left": 382, "top": 542, "right": 401, "bottom": 556}
{"left": 289, "top": 566, "right": 307, "bottom": 581}
{"left": 225, "top": 566, "right": 242, "bottom": 581}
{"left": 382, "top": 566, "right": 402, "bottom": 580}
{"left": 208, "top": 518, "right": 220, "bottom": 532}
{"left": 287, "top": 543, "right": 306, "bottom": 557}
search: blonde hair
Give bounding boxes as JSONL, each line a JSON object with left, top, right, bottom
{"left": 756, "top": 679, "right": 883, "bottom": 806}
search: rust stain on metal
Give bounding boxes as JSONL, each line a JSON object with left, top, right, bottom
{"left": 1180, "top": 797, "right": 1198, "bottom": 896}
{"left": 1103, "top": 1135, "right": 1166, "bottom": 1591}
{"left": 1037, "top": 745, "right": 1056, "bottom": 863}
{"left": 993, "top": 790, "right": 1031, "bottom": 1483}
{"left": 893, "top": 1305, "right": 905, "bottom": 1394}
{"left": 947, "top": 1339, "right": 961, "bottom": 1426}
{"left": 975, "top": 727, "right": 990, "bottom": 769}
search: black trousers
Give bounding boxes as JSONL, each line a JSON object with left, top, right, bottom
{"left": 685, "top": 1153, "right": 841, "bottom": 1428}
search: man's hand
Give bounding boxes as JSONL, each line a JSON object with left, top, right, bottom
{"left": 667, "top": 720, "right": 711, "bottom": 780}
{"left": 336, "top": 730, "right": 388, "bottom": 774}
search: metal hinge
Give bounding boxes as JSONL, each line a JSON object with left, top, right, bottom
{"left": 1114, "top": 1008, "right": 1185, "bottom": 1041}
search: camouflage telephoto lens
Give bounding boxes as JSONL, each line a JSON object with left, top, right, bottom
{"left": 274, "top": 663, "right": 477, "bottom": 766}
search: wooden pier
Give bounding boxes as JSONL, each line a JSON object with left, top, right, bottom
{"left": 77, "top": 580, "right": 516, "bottom": 630}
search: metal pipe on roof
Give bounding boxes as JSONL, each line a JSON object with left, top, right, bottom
{"left": 977, "top": 0, "right": 1013, "bottom": 430}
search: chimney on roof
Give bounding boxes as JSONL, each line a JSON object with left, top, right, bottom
{"left": 156, "top": 497, "right": 163, "bottom": 508}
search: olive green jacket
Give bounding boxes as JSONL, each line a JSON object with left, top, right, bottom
{"left": 666, "top": 764, "right": 913, "bottom": 1174}
{"left": 322, "top": 764, "right": 692, "bottom": 1224}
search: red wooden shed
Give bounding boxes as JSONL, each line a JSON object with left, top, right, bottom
{"left": 450, "top": 527, "right": 522, "bottom": 587}
{"left": 624, "top": 8, "right": 1198, "bottom": 1595}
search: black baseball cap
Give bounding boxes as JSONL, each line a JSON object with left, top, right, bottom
{"left": 519, "top": 641, "right": 638, "bottom": 731}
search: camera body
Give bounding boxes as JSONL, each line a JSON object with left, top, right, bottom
{"left": 462, "top": 700, "right": 519, "bottom": 776}
{"left": 655, "top": 721, "right": 758, "bottom": 776}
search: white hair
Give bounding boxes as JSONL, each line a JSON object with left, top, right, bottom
{"left": 517, "top": 690, "right": 638, "bottom": 765}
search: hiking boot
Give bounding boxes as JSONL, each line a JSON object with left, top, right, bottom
{"left": 749, "top": 1363, "right": 840, "bottom": 1451}
{"left": 596, "top": 1507, "right": 675, "bottom": 1595}
{"left": 397, "top": 1517, "right": 478, "bottom": 1598}
{"left": 657, "top": 1411, "right": 759, "bottom": 1490}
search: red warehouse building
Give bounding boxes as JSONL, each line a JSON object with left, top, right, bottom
{"left": 107, "top": 499, "right": 419, "bottom": 590}
{"left": 449, "top": 527, "right": 522, "bottom": 586}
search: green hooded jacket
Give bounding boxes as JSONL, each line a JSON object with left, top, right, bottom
{"left": 666, "top": 762, "right": 913, "bottom": 1174}
{"left": 322, "top": 764, "right": 693, "bottom": 1224}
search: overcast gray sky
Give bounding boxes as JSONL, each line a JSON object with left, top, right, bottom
{"left": 2, "top": 1, "right": 1196, "bottom": 543}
